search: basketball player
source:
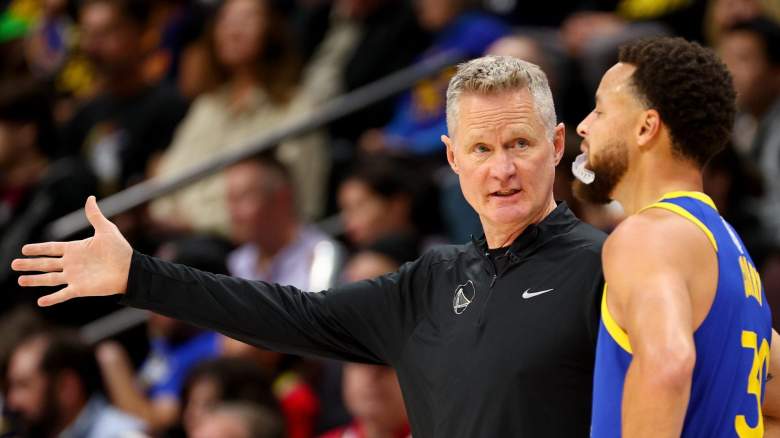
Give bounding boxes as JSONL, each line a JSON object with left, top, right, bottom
{"left": 574, "top": 36, "right": 780, "bottom": 436}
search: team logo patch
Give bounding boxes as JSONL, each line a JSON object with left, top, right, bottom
{"left": 453, "top": 280, "right": 476, "bottom": 314}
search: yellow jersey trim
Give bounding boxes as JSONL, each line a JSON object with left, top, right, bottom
{"left": 601, "top": 284, "right": 633, "bottom": 354}
{"left": 640, "top": 201, "right": 719, "bottom": 252}
{"left": 659, "top": 191, "right": 718, "bottom": 212}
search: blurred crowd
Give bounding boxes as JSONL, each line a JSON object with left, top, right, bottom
{"left": 0, "top": 0, "right": 779, "bottom": 436}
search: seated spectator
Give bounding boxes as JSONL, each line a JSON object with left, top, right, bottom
{"left": 63, "top": 0, "right": 188, "bottom": 194}
{"left": 0, "top": 81, "right": 101, "bottom": 322}
{"left": 96, "top": 236, "right": 229, "bottom": 433}
{"left": 718, "top": 17, "right": 780, "bottom": 247}
{"left": 300, "top": 0, "right": 430, "bottom": 146}
{"left": 705, "top": 0, "right": 772, "bottom": 44}
{"left": 337, "top": 158, "right": 421, "bottom": 249}
{"left": 180, "top": 357, "right": 281, "bottom": 437}
{"left": 320, "top": 364, "right": 409, "bottom": 438}
{"left": 359, "top": 0, "right": 510, "bottom": 155}
{"left": 6, "top": 329, "right": 146, "bottom": 437}
{"left": 226, "top": 154, "right": 342, "bottom": 290}
{"left": 560, "top": 0, "right": 705, "bottom": 97}
{"left": 191, "top": 402, "right": 285, "bottom": 438}
{"left": 149, "top": 0, "right": 329, "bottom": 236}
{"left": 319, "top": 236, "right": 414, "bottom": 438}
{"left": 219, "top": 337, "right": 320, "bottom": 438}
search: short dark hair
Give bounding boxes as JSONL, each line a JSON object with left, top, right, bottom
{"left": 618, "top": 37, "right": 736, "bottom": 167}
{"left": 80, "top": 0, "right": 151, "bottom": 27}
{"left": 24, "top": 330, "right": 103, "bottom": 396}
{"left": 0, "top": 81, "right": 58, "bottom": 158}
{"left": 727, "top": 17, "right": 780, "bottom": 66}
{"left": 182, "top": 357, "right": 278, "bottom": 411}
{"left": 343, "top": 157, "right": 416, "bottom": 201}
{"left": 240, "top": 151, "right": 294, "bottom": 192}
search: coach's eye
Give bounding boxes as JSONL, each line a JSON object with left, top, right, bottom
{"left": 475, "top": 143, "right": 490, "bottom": 153}
{"left": 511, "top": 139, "right": 529, "bottom": 150}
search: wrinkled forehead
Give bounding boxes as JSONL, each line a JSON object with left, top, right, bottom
{"left": 455, "top": 89, "right": 546, "bottom": 139}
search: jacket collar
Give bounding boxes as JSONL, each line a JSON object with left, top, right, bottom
{"left": 471, "top": 202, "right": 579, "bottom": 263}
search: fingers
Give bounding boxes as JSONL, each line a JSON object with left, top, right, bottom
{"left": 37, "top": 286, "right": 75, "bottom": 307}
{"left": 85, "top": 196, "right": 113, "bottom": 233}
{"left": 22, "top": 242, "right": 65, "bottom": 257}
{"left": 18, "top": 272, "right": 67, "bottom": 288}
{"left": 11, "top": 257, "right": 63, "bottom": 273}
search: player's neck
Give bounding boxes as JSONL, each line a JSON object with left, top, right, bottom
{"left": 613, "top": 157, "right": 703, "bottom": 215}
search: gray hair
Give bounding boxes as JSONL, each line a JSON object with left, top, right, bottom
{"left": 446, "top": 55, "right": 557, "bottom": 140}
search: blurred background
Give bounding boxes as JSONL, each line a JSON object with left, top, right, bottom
{"left": 0, "top": 0, "right": 779, "bottom": 436}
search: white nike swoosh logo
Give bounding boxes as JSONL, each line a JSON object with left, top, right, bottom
{"left": 522, "top": 288, "right": 555, "bottom": 299}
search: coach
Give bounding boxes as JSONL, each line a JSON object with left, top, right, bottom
{"left": 14, "top": 56, "right": 606, "bottom": 437}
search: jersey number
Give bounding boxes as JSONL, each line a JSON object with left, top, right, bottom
{"left": 735, "top": 330, "right": 770, "bottom": 437}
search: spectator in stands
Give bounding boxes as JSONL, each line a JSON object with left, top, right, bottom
{"left": 319, "top": 236, "right": 414, "bottom": 438}
{"left": 359, "top": 0, "right": 510, "bottom": 156}
{"left": 319, "top": 364, "right": 409, "bottom": 438}
{"left": 96, "top": 236, "right": 229, "bottom": 433}
{"left": 63, "top": 0, "right": 188, "bottom": 195}
{"left": 191, "top": 402, "right": 285, "bottom": 438}
{"left": 220, "top": 155, "right": 333, "bottom": 437}
{"left": 6, "top": 329, "right": 145, "bottom": 437}
{"left": 180, "top": 357, "right": 282, "bottom": 437}
{"left": 0, "top": 82, "right": 99, "bottom": 319}
{"left": 300, "top": 0, "right": 430, "bottom": 145}
{"left": 705, "top": 0, "right": 776, "bottom": 44}
{"left": 719, "top": 17, "right": 780, "bottom": 247}
{"left": 226, "top": 154, "right": 342, "bottom": 289}
{"left": 149, "top": 0, "right": 329, "bottom": 236}
{"left": 560, "top": 0, "right": 706, "bottom": 97}
{"left": 219, "top": 336, "right": 320, "bottom": 438}
{"left": 337, "top": 158, "right": 420, "bottom": 249}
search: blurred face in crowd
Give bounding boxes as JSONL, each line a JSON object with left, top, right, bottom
{"left": 344, "top": 252, "right": 399, "bottom": 282}
{"left": 215, "top": 0, "right": 268, "bottom": 71}
{"left": 719, "top": 30, "right": 779, "bottom": 116}
{"left": 220, "top": 336, "right": 283, "bottom": 374}
{"left": 80, "top": 1, "right": 143, "bottom": 76}
{"left": 443, "top": 89, "right": 564, "bottom": 240}
{"left": 184, "top": 376, "right": 221, "bottom": 435}
{"left": 6, "top": 339, "right": 58, "bottom": 436}
{"left": 712, "top": 0, "right": 762, "bottom": 32}
{"left": 226, "top": 161, "right": 291, "bottom": 244}
{"left": 343, "top": 363, "right": 407, "bottom": 431}
{"left": 574, "top": 63, "right": 640, "bottom": 204}
{"left": 415, "top": 0, "right": 460, "bottom": 30}
{"left": 0, "top": 121, "right": 35, "bottom": 169}
{"left": 338, "top": 179, "right": 411, "bottom": 247}
{"left": 191, "top": 410, "right": 252, "bottom": 438}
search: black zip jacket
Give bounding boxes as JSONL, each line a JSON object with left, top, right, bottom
{"left": 121, "top": 202, "right": 606, "bottom": 437}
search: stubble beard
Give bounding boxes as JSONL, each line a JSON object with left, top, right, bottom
{"left": 573, "top": 139, "right": 629, "bottom": 205}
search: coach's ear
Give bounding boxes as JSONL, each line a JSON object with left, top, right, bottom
{"left": 443, "top": 135, "right": 459, "bottom": 174}
{"left": 637, "top": 109, "right": 661, "bottom": 150}
{"left": 553, "top": 123, "right": 565, "bottom": 166}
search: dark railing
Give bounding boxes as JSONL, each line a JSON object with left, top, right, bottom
{"left": 62, "top": 50, "right": 467, "bottom": 342}
{"left": 48, "top": 50, "right": 465, "bottom": 241}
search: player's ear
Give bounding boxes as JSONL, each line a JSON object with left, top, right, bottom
{"left": 443, "top": 135, "right": 459, "bottom": 174}
{"left": 637, "top": 109, "right": 661, "bottom": 150}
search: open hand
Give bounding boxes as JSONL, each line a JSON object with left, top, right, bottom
{"left": 12, "top": 196, "right": 133, "bottom": 306}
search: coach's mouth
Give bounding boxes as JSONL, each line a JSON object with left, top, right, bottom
{"left": 489, "top": 189, "right": 522, "bottom": 199}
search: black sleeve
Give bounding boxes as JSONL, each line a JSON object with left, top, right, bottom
{"left": 120, "top": 251, "right": 432, "bottom": 365}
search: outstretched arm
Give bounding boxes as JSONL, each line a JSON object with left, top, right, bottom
{"left": 13, "top": 197, "right": 428, "bottom": 365}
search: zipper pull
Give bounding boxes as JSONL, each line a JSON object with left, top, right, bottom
{"left": 489, "top": 274, "right": 497, "bottom": 289}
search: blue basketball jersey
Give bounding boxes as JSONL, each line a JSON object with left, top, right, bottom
{"left": 591, "top": 191, "right": 772, "bottom": 437}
